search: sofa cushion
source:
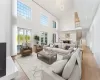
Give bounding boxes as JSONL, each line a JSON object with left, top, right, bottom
{"left": 42, "top": 68, "right": 65, "bottom": 80}
{"left": 52, "top": 48, "right": 71, "bottom": 55}
{"left": 50, "top": 44, "right": 54, "bottom": 48}
{"left": 68, "top": 65, "right": 80, "bottom": 80}
{"left": 63, "top": 48, "right": 76, "bottom": 60}
{"left": 23, "top": 50, "right": 31, "bottom": 52}
{"left": 62, "top": 49, "right": 78, "bottom": 79}
{"left": 64, "top": 46, "right": 70, "bottom": 50}
{"left": 63, "top": 53, "right": 71, "bottom": 60}
{"left": 76, "top": 48, "right": 82, "bottom": 78}
{"left": 51, "top": 59, "right": 68, "bottom": 74}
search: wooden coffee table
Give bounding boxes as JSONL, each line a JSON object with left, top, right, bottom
{"left": 37, "top": 51, "right": 57, "bottom": 64}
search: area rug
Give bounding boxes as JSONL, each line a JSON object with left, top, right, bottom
{"left": 15, "top": 53, "right": 63, "bottom": 80}
{"left": 15, "top": 53, "right": 49, "bottom": 80}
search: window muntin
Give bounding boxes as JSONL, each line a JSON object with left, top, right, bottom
{"left": 40, "top": 14, "right": 48, "bottom": 26}
{"left": 17, "top": 1, "right": 32, "bottom": 20}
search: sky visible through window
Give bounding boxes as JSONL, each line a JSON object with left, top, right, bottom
{"left": 17, "top": 1, "right": 31, "bottom": 19}
{"left": 40, "top": 14, "right": 48, "bottom": 26}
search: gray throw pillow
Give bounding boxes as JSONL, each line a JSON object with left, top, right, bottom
{"left": 65, "top": 46, "right": 70, "bottom": 50}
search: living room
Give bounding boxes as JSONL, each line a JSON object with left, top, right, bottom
{"left": 0, "top": 0, "right": 100, "bottom": 80}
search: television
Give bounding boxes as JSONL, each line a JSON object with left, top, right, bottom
{"left": 0, "top": 43, "right": 6, "bottom": 77}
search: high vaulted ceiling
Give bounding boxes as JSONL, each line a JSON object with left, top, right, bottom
{"left": 74, "top": 0, "right": 100, "bottom": 29}
{"left": 32, "top": 0, "right": 100, "bottom": 30}
{"left": 33, "top": 0, "right": 74, "bottom": 19}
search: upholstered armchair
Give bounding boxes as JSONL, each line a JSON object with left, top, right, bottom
{"left": 20, "top": 43, "right": 32, "bottom": 56}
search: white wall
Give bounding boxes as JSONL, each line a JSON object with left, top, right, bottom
{"left": 86, "top": 4, "right": 100, "bottom": 66}
{"left": 58, "top": 10, "right": 76, "bottom": 42}
{"left": 0, "top": 0, "right": 12, "bottom": 56}
{"left": 59, "top": 10, "right": 75, "bottom": 31}
{"left": 17, "top": 0, "right": 59, "bottom": 45}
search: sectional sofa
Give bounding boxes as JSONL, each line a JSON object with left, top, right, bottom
{"left": 41, "top": 48, "right": 82, "bottom": 80}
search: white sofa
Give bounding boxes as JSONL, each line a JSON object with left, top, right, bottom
{"left": 54, "top": 42, "right": 76, "bottom": 49}
{"left": 41, "top": 48, "right": 82, "bottom": 80}
{"left": 43, "top": 42, "right": 76, "bottom": 56}
{"left": 43, "top": 45, "right": 75, "bottom": 56}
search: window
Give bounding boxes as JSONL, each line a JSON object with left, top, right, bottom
{"left": 17, "top": 1, "right": 32, "bottom": 19}
{"left": 17, "top": 28, "right": 31, "bottom": 53}
{"left": 40, "top": 32, "right": 48, "bottom": 45}
{"left": 17, "top": 28, "right": 31, "bottom": 45}
{"left": 53, "top": 21, "right": 56, "bottom": 28}
{"left": 40, "top": 14, "right": 48, "bottom": 26}
{"left": 53, "top": 33, "right": 56, "bottom": 43}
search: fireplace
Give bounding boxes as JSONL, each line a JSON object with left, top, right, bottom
{"left": 0, "top": 43, "right": 6, "bottom": 77}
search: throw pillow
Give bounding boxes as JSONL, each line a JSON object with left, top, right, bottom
{"left": 54, "top": 45, "right": 59, "bottom": 48}
{"left": 22, "top": 43, "right": 27, "bottom": 49}
{"left": 62, "top": 50, "right": 77, "bottom": 79}
{"left": 65, "top": 46, "right": 70, "bottom": 50}
{"left": 51, "top": 59, "right": 68, "bottom": 74}
{"left": 76, "top": 48, "right": 82, "bottom": 77}
{"left": 50, "top": 44, "right": 54, "bottom": 47}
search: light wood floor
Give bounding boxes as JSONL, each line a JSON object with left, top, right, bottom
{"left": 82, "top": 45, "right": 100, "bottom": 80}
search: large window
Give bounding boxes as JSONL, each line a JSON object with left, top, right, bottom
{"left": 17, "top": 1, "right": 32, "bottom": 19}
{"left": 17, "top": 28, "right": 31, "bottom": 53}
{"left": 40, "top": 14, "right": 48, "bottom": 26}
{"left": 17, "top": 28, "right": 31, "bottom": 45}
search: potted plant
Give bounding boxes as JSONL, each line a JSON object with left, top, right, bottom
{"left": 34, "top": 35, "right": 40, "bottom": 45}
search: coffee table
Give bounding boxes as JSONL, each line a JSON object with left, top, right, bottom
{"left": 37, "top": 51, "right": 57, "bottom": 64}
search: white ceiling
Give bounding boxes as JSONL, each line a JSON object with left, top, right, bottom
{"left": 32, "top": 0, "right": 74, "bottom": 19}
{"left": 74, "top": 0, "right": 100, "bottom": 37}
{"left": 74, "top": 0, "right": 100, "bottom": 29}
{"left": 33, "top": 0, "right": 100, "bottom": 29}
{"left": 32, "top": 0, "right": 100, "bottom": 38}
